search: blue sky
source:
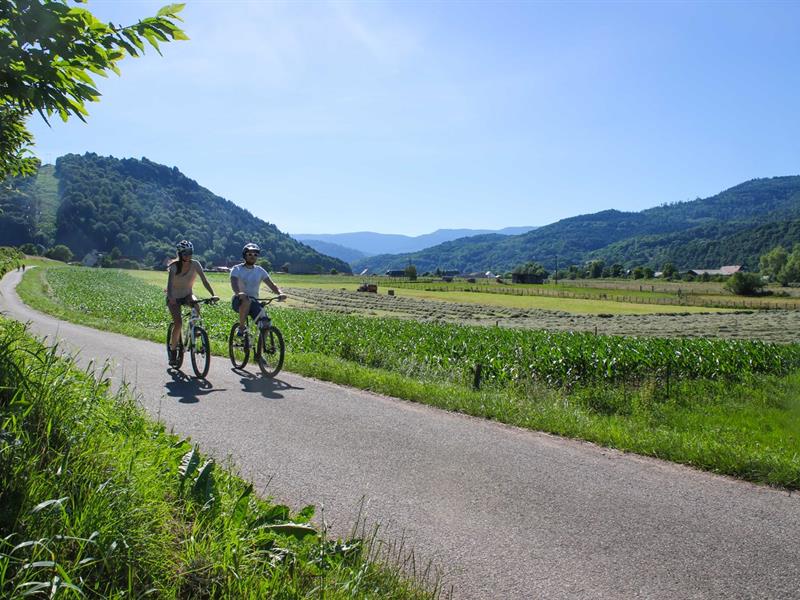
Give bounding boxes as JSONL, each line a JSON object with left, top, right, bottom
{"left": 27, "top": 0, "right": 800, "bottom": 236}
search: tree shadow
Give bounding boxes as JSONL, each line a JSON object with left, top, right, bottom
{"left": 165, "top": 368, "right": 226, "bottom": 404}
{"left": 232, "top": 368, "right": 304, "bottom": 399}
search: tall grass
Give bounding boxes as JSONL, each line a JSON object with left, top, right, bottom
{"left": 0, "top": 318, "right": 443, "bottom": 598}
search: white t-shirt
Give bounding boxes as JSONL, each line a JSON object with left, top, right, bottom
{"left": 230, "top": 263, "right": 271, "bottom": 298}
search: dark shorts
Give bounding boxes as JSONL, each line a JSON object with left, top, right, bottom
{"left": 232, "top": 295, "right": 262, "bottom": 321}
{"left": 166, "top": 294, "right": 194, "bottom": 307}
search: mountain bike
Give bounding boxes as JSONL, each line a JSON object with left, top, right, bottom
{"left": 166, "top": 296, "right": 218, "bottom": 378}
{"left": 228, "top": 296, "right": 285, "bottom": 378}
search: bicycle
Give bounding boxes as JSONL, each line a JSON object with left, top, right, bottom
{"left": 166, "top": 296, "right": 219, "bottom": 378}
{"left": 228, "top": 296, "right": 285, "bottom": 378}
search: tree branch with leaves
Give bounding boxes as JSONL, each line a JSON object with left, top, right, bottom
{"left": 0, "top": 0, "right": 187, "bottom": 179}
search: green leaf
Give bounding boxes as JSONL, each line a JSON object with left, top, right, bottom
{"left": 178, "top": 446, "right": 199, "bottom": 492}
{"left": 228, "top": 483, "right": 253, "bottom": 529}
{"left": 157, "top": 4, "right": 186, "bottom": 18}
{"left": 31, "top": 497, "right": 68, "bottom": 513}
{"left": 258, "top": 523, "right": 318, "bottom": 540}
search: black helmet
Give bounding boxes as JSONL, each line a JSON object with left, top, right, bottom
{"left": 242, "top": 243, "right": 260, "bottom": 258}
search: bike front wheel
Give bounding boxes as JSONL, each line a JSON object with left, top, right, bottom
{"left": 257, "top": 325, "right": 285, "bottom": 378}
{"left": 190, "top": 326, "right": 211, "bottom": 379}
{"left": 167, "top": 322, "right": 184, "bottom": 369}
{"left": 228, "top": 323, "right": 249, "bottom": 369}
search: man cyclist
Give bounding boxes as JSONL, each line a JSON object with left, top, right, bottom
{"left": 166, "top": 240, "right": 218, "bottom": 365}
{"left": 230, "top": 243, "right": 285, "bottom": 335}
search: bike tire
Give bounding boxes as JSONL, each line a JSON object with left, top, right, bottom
{"left": 228, "top": 322, "right": 249, "bottom": 369}
{"left": 257, "top": 325, "right": 284, "bottom": 378}
{"left": 190, "top": 327, "right": 211, "bottom": 379}
{"left": 167, "top": 322, "right": 184, "bottom": 369}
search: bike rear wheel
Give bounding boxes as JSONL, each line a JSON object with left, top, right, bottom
{"left": 190, "top": 326, "right": 211, "bottom": 379}
{"left": 257, "top": 325, "right": 284, "bottom": 378}
{"left": 228, "top": 322, "right": 249, "bottom": 369}
{"left": 166, "top": 322, "right": 184, "bottom": 369}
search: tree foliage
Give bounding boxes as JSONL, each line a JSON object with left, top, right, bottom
{"left": 724, "top": 272, "right": 764, "bottom": 296}
{"left": 0, "top": 0, "right": 187, "bottom": 179}
{"left": 45, "top": 243, "right": 72, "bottom": 262}
{"left": 760, "top": 246, "right": 788, "bottom": 281}
{"left": 0, "top": 153, "right": 352, "bottom": 273}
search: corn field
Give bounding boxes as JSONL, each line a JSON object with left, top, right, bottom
{"left": 45, "top": 268, "right": 800, "bottom": 388}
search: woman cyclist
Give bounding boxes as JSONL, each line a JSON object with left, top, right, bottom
{"left": 166, "top": 240, "right": 218, "bottom": 365}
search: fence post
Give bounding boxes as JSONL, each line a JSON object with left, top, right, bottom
{"left": 473, "top": 363, "right": 483, "bottom": 390}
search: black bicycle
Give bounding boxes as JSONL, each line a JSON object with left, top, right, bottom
{"left": 228, "top": 296, "right": 285, "bottom": 378}
{"left": 166, "top": 296, "right": 218, "bottom": 378}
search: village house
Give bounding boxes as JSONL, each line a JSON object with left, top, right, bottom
{"left": 687, "top": 265, "right": 744, "bottom": 277}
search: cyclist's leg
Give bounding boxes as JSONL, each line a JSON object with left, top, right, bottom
{"left": 167, "top": 298, "right": 182, "bottom": 349}
{"left": 232, "top": 295, "right": 250, "bottom": 332}
{"left": 248, "top": 297, "right": 262, "bottom": 323}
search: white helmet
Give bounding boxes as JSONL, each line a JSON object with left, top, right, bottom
{"left": 176, "top": 240, "right": 193, "bottom": 255}
{"left": 242, "top": 242, "right": 260, "bottom": 258}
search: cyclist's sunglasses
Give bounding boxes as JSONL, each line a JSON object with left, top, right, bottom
{"left": 180, "top": 251, "right": 192, "bottom": 257}
{"left": 245, "top": 252, "right": 259, "bottom": 257}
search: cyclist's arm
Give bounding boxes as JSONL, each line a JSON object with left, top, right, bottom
{"left": 166, "top": 264, "right": 177, "bottom": 304}
{"left": 230, "top": 272, "right": 247, "bottom": 298}
{"left": 262, "top": 274, "right": 284, "bottom": 298}
{"left": 195, "top": 261, "right": 216, "bottom": 297}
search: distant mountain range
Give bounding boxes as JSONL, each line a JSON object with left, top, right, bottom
{"left": 0, "top": 153, "right": 351, "bottom": 273}
{"left": 3, "top": 154, "right": 798, "bottom": 276}
{"left": 349, "top": 176, "right": 800, "bottom": 274}
{"left": 292, "top": 227, "right": 536, "bottom": 260}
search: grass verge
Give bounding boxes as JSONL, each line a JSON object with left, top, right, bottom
{"left": 14, "top": 266, "right": 800, "bottom": 489}
{"left": 0, "top": 317, "right": 443, "bottom": 598}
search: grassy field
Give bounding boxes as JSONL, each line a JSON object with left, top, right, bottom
{"left": 14, "top": 265, "right": 800, "bottom": 489}
{"left": 0, "top": 317, "right": 442, "bottom": 598}
{"left": 127, "top": 270, "right": 799, "bottom": 343}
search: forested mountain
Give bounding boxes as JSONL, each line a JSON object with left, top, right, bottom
{"left": 292, "top": 226, "right": 536, "bottom": 257}
{"left": 352, "top": 176, "right": 800, "bottom": 274}
{"left": 297, "top": 239, "right": 367, "bottom": 263}
{"left": 0, "top": 154, "right": 350, "bottom": 273}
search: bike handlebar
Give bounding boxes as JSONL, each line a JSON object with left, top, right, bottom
{"left": 256, "top": 295, "right": 286, "bottom": 305}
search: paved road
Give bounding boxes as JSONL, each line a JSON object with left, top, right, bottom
{"left": 2, "top": 269, "right": 799, "bottom": 599}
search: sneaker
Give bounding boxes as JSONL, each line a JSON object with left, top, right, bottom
{"left": 236, "top": 327, "right": 246, "bottom": 337}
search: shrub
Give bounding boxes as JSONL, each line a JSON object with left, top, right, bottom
{"left": 45, "top": 244, "right": 74, "bottom": 263}
{"left": 724, "top": 272, "right": 764, "bottom": 296}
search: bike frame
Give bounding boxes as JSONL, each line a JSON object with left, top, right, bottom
{"left": 179, "top": 300, "right": 208, "bottom": 350}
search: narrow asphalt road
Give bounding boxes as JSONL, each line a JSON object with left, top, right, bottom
{"left": 2, "top": 269, "right": 799, "bottom": 599}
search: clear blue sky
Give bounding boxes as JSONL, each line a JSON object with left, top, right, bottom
{"left": 27, "top": 0, "right": 800, "bottom": 236}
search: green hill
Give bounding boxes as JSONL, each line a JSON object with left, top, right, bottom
{"left": 353, "top": 176, "right": 800, "bottom": 273}
{"left": 0, "top": 154, "right": 350, "bottom": 273}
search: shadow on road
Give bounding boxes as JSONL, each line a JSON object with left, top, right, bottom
{"left": 165, "top": 369, "right": 226, "bottom": 404}
{"left": 233, "top": 368, "right": 304, "bottom": 399}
